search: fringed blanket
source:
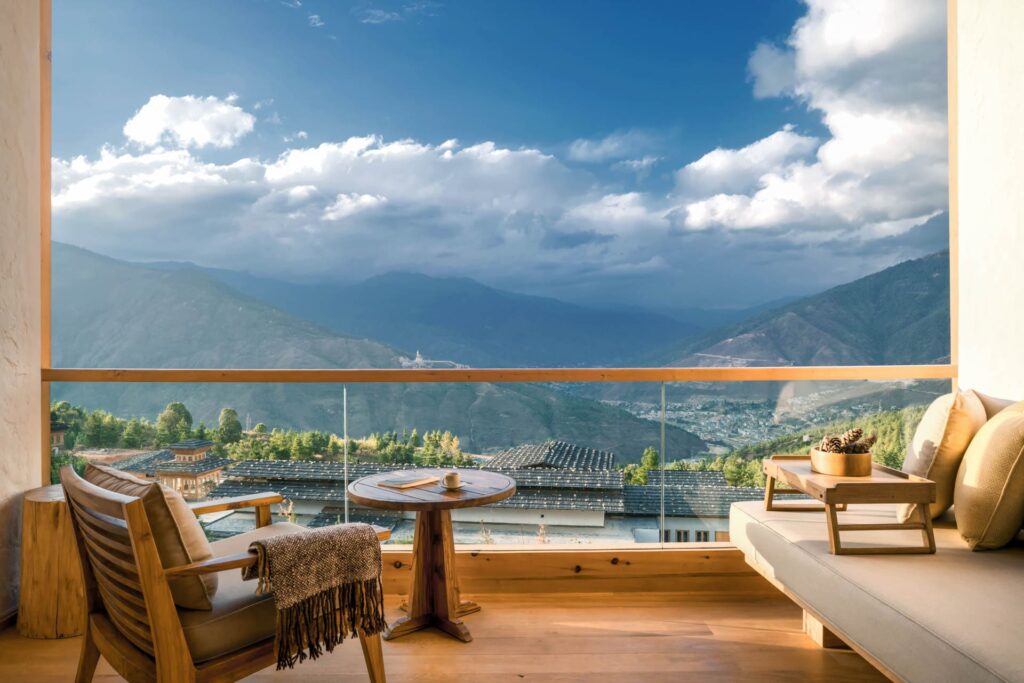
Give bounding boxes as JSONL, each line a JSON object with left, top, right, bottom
{"left": 242, "top": 523, "right": 388, "bottom": 669}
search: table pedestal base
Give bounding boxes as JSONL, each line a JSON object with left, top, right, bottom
{"left": 384, "top": 509, "right": 475, "bottom": 642}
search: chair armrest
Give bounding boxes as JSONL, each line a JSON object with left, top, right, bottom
{"left": 189, "top": 492, "right": 284, "bottom": 516}
{"left": 166, "top": 551, "right": 257, "bottom": 577}
{"left": 163, "top": 526, "right": 392, "bottom": 578}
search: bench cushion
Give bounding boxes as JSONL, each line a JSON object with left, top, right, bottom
{"left": 731, "top": 500, "right": 1024, "bottom": 683}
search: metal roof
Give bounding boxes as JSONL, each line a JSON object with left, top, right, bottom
{"left": 485, "top": 441, "right": 615, "bottom": 470}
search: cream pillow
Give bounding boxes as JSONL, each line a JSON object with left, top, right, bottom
{"left": 953, "top": 408, "right": 1024, "bottom": 550}
{"left": 85, "top": 464, "right": 218, "bottom": 609}
{"left": 897, "top": 390, "right": 987, "bottom": 523}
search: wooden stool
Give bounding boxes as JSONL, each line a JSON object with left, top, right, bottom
{"left": 17, "top": 484, "right": 85, "bottom": 638}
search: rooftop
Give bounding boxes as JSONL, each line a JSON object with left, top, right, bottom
{"left": 168, "top": 438, "right": 215, "bottom": 450}
{"left": 485, "top": 441, "right": 616, "bottom": 470}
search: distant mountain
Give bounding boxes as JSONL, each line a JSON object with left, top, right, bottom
{"left": 52, "top": 243, "right": 705, "bottom": 462}
{"left": 652, "top": 251, "right": 951, "bottom": 367}
{"left": 145, "top": 264, "right": 700, "bottom": 368}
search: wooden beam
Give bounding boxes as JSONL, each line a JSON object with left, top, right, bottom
{"left": 948, "top": 0, "right": 959, "bottom": 392}
{"left": 380, "top": 546, "right": 775, "bottom": 595}
{"left": 39, "top": 0, "right": 52, "bottom": 486}
{"left": 41, "top": 364, "right": 957, "bottom": 384}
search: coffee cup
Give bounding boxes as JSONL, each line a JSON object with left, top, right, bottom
{"left": 443, "top": 471, "right": 460, "bottom": 489}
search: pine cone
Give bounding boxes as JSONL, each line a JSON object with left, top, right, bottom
{"left": 848, "top": 441, "right": 871, "bottom": 454}
{"left": 838, "top": 428, "right": 863, "bottom": 452}
{"left": 862, "top": 433, "right": 877, "bottom": 449}
{"left": 819, "top": 435, "right": 843, "bottom": 453}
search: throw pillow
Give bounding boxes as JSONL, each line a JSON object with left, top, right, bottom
{"left": 85, "top": 464, "right": 217, "bottom": 609}
{"left": 897, "top": 390, "right": 987, "bottom": 523}
{"left": 953, "top": 409, "right": 1024, "bottom": 550}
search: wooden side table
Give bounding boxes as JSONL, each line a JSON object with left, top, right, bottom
{"left": 763, "top": 455, "right": 937, "bottom": 556}
{"left": 348, "top": 468, "right": 516, "bottom": 642}
{"left": 17, "top": 484, "right": 86, "bottom": 638}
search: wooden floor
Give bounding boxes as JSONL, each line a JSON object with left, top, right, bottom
{"left": 0, "top": 592, "right": 884, "bottom": 682}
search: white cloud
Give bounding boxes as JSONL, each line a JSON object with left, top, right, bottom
{"left": 323, "top": 193, "right": 388, "bottom": 220}
{"left": 613, "top": 155, "right": 660, "bottom": 178}
{"left": 308, "top": 14, "right": 324, "bottom": 27}
{"left": 567, "top": 130, "right": 656, "bottom": 163}
{"left": 358, "top": 9, "right": 402, "bottom": 24}
{"left": 676, "top": 125, "right": 818, "bottom": 197}
{"left": 678, "top": 0, "right": 947, "bottom": 234}
{"left": 122, "top": 95, "right": 255, "bottom": 149}
{"left": 748, "top": 42, "right": 795, "bottom": 98}
{"left": 283, "top": 130, "right": 308, "bottom": 143}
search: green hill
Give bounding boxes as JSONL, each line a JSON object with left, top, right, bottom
{"left": 51, "top": 243, "right": 705, "bottom": 462}
{"left": 654, "top": 251, "right": 950, "bottom": 367}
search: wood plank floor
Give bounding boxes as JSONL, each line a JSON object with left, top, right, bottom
{"left": 0, "top": 593, "right": 884, "bottom": 682}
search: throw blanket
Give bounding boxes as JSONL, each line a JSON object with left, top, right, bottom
{"left": 241, "top": 523, "right": 388, "bottom": 669}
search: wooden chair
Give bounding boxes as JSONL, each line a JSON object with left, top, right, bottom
{"left": 60, "top": 466, "right": 388, "bottom": 682}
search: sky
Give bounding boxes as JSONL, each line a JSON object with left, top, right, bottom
{"left": 52, "top": 0, "right": 949, "bottom": 309}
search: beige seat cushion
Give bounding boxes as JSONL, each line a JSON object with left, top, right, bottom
{"left": 85, "top": 464, "right": 218, "bottom": 610}
{"left": 731, "top": 500, "right": 1024, "bottom": 683}
{"left": 897, "top": 390, "right": 987, "bottom": 523}
{"left": 180, "top": 522, "right": 304, "bottom": 663}
{"left": 954, "top": 406, "right": 1024, "bottom": 549}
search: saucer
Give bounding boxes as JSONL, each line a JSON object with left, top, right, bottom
{"left": 443, "top": 483, "right": 466, "bottom": 491}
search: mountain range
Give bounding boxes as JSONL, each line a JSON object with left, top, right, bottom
{"left": 51, "top": 243, "right": 705, "bottom": 462}
{"left": 144, "top": 263, "right": 700, "bottom": 368}
{"left": 654, "top": 251, "right": 950, "bottom": 367}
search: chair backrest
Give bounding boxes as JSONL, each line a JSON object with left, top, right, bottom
{"left": 61, "top": 465, "right": 166, "bottom": 656}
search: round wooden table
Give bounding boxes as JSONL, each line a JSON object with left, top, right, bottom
{"left": 348, "top": 468, "right": 516, "bottom": 642}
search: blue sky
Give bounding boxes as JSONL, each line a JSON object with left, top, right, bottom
{"left": 52, "top": 0, "right": 948, "bottom": 308}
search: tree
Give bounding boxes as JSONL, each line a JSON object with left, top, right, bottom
{"left": 252, "top": 422, "right": 268, "bottom": 434}
{"left": 217, "top": 407, "right": 243, "bottom": 444}
{"left": 122, "top": 418, "right": 144, "bottom": 448}
{"left": 156, "top": 402, "right": 192, "bottom": 444}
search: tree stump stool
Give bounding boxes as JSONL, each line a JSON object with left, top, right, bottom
{"left": 17, "top": 484, "right": 85, "bottom": 639}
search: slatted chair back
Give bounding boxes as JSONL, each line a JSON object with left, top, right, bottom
{"left": 61, "top": 465, "right": 194, "bottom": 679}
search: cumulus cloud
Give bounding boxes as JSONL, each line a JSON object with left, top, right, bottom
{"left": 323, "top": 193, "right": 388, "bottom": 220}
{"left": 308, "top": 14, "right": 324, "bottom": 27}
{"left": 679, "top": 0, "right": 948, "bottom": 236}
{"left": 122, "top": 94, "right": 255, "bottom": 149}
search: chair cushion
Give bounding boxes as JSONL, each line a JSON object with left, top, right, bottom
{"left": 85, "top": 464, "right": 217, "bottom": 610}
{"left": 897, "top": 390, "right": 987, "bottom": 523}
{"left": 180, "top": 522, "right": 304, "bottom": 663}
{"left": 954, "top": 407, "right": 1024, "bottom": 549}
{"left": 731, "top": 500, "right": 1024, "bottom": 683}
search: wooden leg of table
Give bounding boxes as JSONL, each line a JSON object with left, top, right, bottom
{"left": 764, "top": 476, "right": 776, "bottom": 510}
{"left": 826, "top": 504, "right": 842, "bottom": 555}
{"left": 919, "top": 504, "right": 936, "bottom": 554}
{"left": 384, "top": 510, "right": 472, "bottom": 642}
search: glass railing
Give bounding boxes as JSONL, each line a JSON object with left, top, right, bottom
{"left": 49, "top": 374, "right": 940, "bottom": 546}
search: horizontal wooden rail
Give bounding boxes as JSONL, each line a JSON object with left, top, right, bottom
{"left": 41, "top": 365, "right": 956, "bottom": 384}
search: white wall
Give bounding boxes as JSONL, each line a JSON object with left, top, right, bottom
{"left": 957, "top": 0, "right": 1024, "bottom": 400}
{"left": 0, "top": 1, "right": 43, "bottom": 621}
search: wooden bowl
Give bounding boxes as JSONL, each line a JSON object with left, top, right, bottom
{"left": 810, "top": 448, "right": 873, "bottom": 477}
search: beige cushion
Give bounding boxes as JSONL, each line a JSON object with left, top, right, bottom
{"left": 974, "top": 391, "right": 1020, "bottom": 419}
{"left": 954, "top": 409, "right": 1024, "bottom": 549}
{"left": 897, "top": 390, "right": 987, "bottom": 523}
{"left": 730, "top": 500, "right": 1024, "bottom": 683}
{"left": 181, "top": 522, "right": 304, "bottom": 663}
{"left": 85, "top": 464, "right": 218, "bottom": 610}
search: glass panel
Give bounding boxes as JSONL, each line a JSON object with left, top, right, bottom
{"left": 51, "top": 377, "right": 936, "bottom": 546}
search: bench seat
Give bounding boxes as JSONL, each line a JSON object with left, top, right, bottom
{"left": 730, "top": 500, "right": 1024, "bottom": 682}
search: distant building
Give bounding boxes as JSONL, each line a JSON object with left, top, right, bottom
{"left": 206, "top": 444, "right": 763, "bottom": 543}
{"left": 49, "top": 421, "right": 68, "bottom": 451}
{"left": 117, "top": 439, "right": 231, "bottom": 500}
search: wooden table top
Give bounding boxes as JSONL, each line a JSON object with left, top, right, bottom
{"left": 347, "top": 468, "right": 517, "bottom": 512}
{"left": 764, "top": 455, "right": 935, "bottom": 505}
